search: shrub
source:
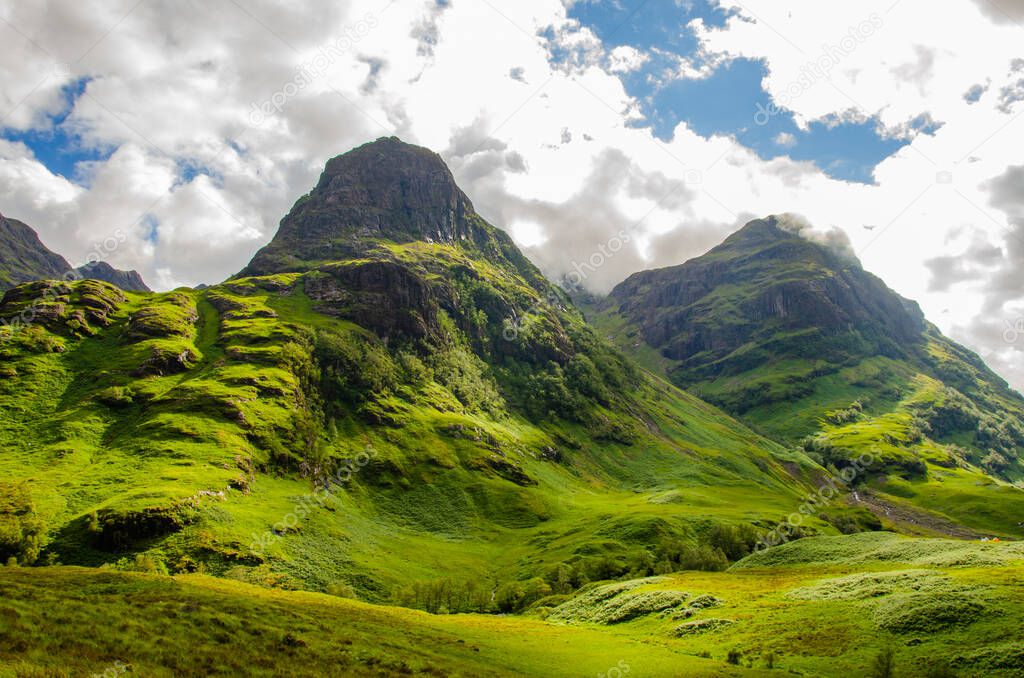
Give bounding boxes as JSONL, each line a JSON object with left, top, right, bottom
{"left": 394, "top": 578, "right": 495, "bottom": 614}
{"left": 431, "top": 346, "right": 503, "bottom": 413}
{"left": 494, "top": 580, "right": 526, "bottom": 613}
{"left": 873, "top": 592, "right": 987, "bottom": 634}
{"left": 869, "top": 647, "right": 896, "bottom": 678}
{"left": 326, "top": 582, "right": 358, "bottom": 599}
{"left": 94, "top": 385, "right": 135, "bottom": 406}
{"left": 113, "top": 554, "right": 169, "bottom": 575}
{"left": 680, "top": 545, "right": 729, "bottom": 571}
{"left": 672, "top": 618, "right": 734, "bottom": 636}
{"left": 315, "top": 328, "right": 398, "bottom": 406}
{"left": 708, "top": 524, "right": 759, "bottom": 561}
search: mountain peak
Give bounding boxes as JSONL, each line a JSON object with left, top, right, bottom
{"left": 608, "top": 213, "right": 926, "bottom": 377}
{"left": 317, "top": 136, "right": 474, "bottom": 216}
{"left": 241, "top": 138, "right": 481, "bottom": 276}
{"left": 74, "top": 261, "right": 151, "bottom": 292}
{"left": 0, "top": 212, "right": 72, "bottom": 290}
{"left": 715, "top": 215, "right": 862, "bottom": 269}
{"left": 722, "top": 215, "right": 794, "bottom": 243}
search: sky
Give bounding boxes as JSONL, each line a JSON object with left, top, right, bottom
{"left": 2, "top": 0, "right": 1024, "bottom": 389}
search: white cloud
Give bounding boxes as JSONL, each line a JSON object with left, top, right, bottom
{"left": 607, "top": 45, "right": 649, "bottom": 73}
{"left": 0, "top": 0, "right": 1023, "bottom": 391}
{"left": 774, "top": 131, "right": 797, "bottom": 147}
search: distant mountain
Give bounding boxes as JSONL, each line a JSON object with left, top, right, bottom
{"left": 73, "top": 261, "right": 150, "bottom": 292}
{"left": 0, "top": 212, "right": 72, "bottom": 289}
{"left": 592, "top": 215, "right": 1024, "bottom": 526}
{"left": 0, "top": 212, "right": 149, "bottom": 292}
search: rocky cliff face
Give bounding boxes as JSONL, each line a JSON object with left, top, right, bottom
{"left": 609, "top": 216, "right": 927, "bottom": 377}
{"left": 241, "top": 137, "right": 490, "bottom": 276}
{"left": 74, "top": 261, "right": 151, "bottom": 292}
{"left": 236, "top": 137, "right": 575, "bottom": 362}
{"left": 0, "top": 212, "right": 150, "bottom": 292}
{"left": 0, "top": 212, "right": 72, "bottom": 290}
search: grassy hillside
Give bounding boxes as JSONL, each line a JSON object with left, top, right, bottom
{"left": 0, "top": 268, "right": 819, "bottom": 605}
{"left": 4, "top": 143, "right": 1021, "bottom": 676}
{"left": 0, "top": 566, "right": 742, "bottom": 677}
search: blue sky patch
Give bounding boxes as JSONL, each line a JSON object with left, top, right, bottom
{"left": 560, "top": 0, "right": 926, "bottom": 184}
{"left": 1, "top": 78, "right": 113, "bottom": 184}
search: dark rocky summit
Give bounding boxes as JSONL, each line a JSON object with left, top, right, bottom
{"left": 236, "top": 137, "right": 571, "bottom": 356}
{"left": 73, "top": 261, "right": 151, "bottom": 292}
{"left": 0, "top": 212, "right": 149, "bottom": 292}
{"left": 607, "top": 216, "right": 927, "bottom": 380}
{"left": 0, "top": 212, "right": 72, "bottom": 290}
{"left": 241, "top": 137, "right": 492, "bottom": 276}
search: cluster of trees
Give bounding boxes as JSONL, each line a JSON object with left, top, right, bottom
{"left": 0, "top": 483, "right": 46, "bottom": 566}
{"left": 824, "top": 400, "right": 865, "bottom": 425}
{"left": 391, "top": 577, "right": 557, "bottom": 614}
{"left": 393, "top": 524, "right": 764, "bottom": 615}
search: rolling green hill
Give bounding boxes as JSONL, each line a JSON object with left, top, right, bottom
{"left": 3, "top": 535, "right": 1022, "bottom": 676}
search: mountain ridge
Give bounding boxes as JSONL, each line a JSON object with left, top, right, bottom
{"left": 0, "top": 211, "right": 150, "bottom": 292}
{"left": 0, "top": 212, "right": 72, "bottom": 290}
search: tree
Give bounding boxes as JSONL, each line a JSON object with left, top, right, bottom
{"left": 870, "top": 647, "right": 896, "bottom": 678}
{"left": 494, "top": 581, "right": 525, "bottom": 613}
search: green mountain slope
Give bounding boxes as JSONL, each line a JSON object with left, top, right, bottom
{"left": 4, "top": 144, "right": 1024, "bottom": 678}
{"left": 592, "top": 215, "right": 1024, "bottom": 536}
{"left": 0, "top": 140, "right": 825, "bottom": 605}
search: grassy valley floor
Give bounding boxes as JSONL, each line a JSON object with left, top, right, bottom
{"left": 2, "top": 532, "right": 1023, "bottom": 677}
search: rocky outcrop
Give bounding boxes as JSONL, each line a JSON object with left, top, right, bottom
{"left": 74, "top": 261, "right": 151, "bottom": 292}
{"left": 0, "top": 212, "right": 72, "bottom": 290}
{"left": 240, "top": 137, "right": 490, "bottom": 276}
{"left": 305, "top": 261, "right": 444, "bottom": 342}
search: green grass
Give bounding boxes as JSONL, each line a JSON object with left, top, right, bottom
{"left": 4, "top": 536, "right": 1021, "bottom": 677}
{"left": 0, "top": 566, "right": 745, "bottom": 678}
